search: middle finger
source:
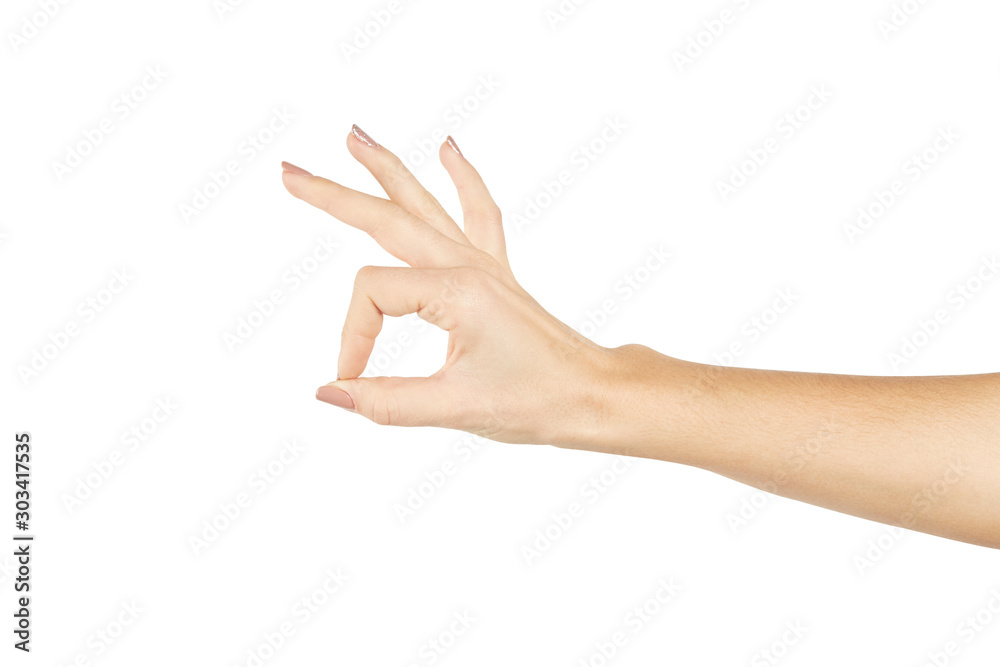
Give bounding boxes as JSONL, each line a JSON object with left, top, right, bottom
{"left": 347, "top": 125, "right": 471, "bottom": 246}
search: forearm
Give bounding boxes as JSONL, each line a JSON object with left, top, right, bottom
{"left": 581, "top": 344, "right": 1000, "bottom": 548}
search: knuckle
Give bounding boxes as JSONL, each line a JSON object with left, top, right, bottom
{"left": 418, "top": 267, "right": 493, "bottom": 328}
{"left": 449, "top": 266, "right": 496, "bottom": 310}
{"left": 421, "top": 297, "right": 447, "bottom": 325}
{"left": 367, "top": 200, "right": 400, "bottom": 243}
{"left": 413, "top": 192, "right": 442, "bottom": 220}
{"left": 354, "top": 265, "right": 379, "bottom": 288}
{"left": 462, "top": 250, "right": 503, "bottom": 278}
{"left": 383, "top": 161, "right": 410, "bottom": 188}
{"left": 483, "top": 204, "right": 502, "bottom": 224}
{"left": 369, "top": 388, "right": 401, "bottom": 426}
{"left": 452, "top": 265, "right": 488, "bottom": 292}
{"left": 462, "top": 203, "right": 502, "bottom": 227}
{"left": 367, "top": 212, "right": 387, "bottom": 242}
{"left": 321, "top": 194, "right": 340, "bottom": 218}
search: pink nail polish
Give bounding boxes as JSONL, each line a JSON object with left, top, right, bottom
{"left": 446, "top": 136, "right": 462, "bottom": 157}
{"left": 351, "top": 124, "right": 378, "bottom": 148}
{"left": 281, "top": 161, "right": 313, "bottom": 177}
{"left": 316, "top": 385, "right": 356, "bottom": 411}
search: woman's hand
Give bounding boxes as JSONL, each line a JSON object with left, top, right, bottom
{"left": 281, "top": 126, "right": 626, "bottom": 446}
{"left": 282, "top": 125, "right": 1000, "bottom": 548}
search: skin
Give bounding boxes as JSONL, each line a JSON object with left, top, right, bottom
{"left": 281, "top": 128, "right": 1000, "bottom": 550}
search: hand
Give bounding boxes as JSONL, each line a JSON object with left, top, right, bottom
{"left": 281, "top": 126, "right": 626, "bottom": 446}
{"left": 280, "top": 127, "right": 1000, "bottom": 548}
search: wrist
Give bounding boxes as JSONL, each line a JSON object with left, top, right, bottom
{"left": 561, "top": 344, "right": 723, "bottom": 466}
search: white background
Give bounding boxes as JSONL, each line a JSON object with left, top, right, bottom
{"left": 2, "top": 0, "right": 999, "bottom": 665}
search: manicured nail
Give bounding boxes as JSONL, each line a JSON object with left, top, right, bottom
{"left": 316, "top": 384, "right": 356, "bottom": 411}
{"left": 281, "top": 161, "right": 312, "bottom": 177}
{"left": 351, "top": 124, "right": 378, "bottom": 148}
{"left": 446, "top": 136, "right": 463, "bottom": 157}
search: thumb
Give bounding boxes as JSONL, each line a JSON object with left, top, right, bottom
{"left": 316, "top": 376, "right": 452, "bottom": 427}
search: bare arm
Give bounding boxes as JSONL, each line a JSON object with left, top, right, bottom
{"left": 589, "top": 346, "right": 1000, "bottom": 548}
{"left": 282, "top": 126, "right": 1000, "bottom": 550}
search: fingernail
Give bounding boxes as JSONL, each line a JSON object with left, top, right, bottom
{"left": 446, "top": 136, "right": 463, "bottom": 157}
{"left": 281, "top": 161, "right": 313, "bottom": 177}
{"left": 316, "top": 384, "right": 356, "bottom": 411}
{"left": 351, "top": 124, "right": 378, "bottom": 148}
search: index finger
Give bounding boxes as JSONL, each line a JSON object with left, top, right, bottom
{"left": 338, "top": 266, "right": 460, "bottom": 380}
